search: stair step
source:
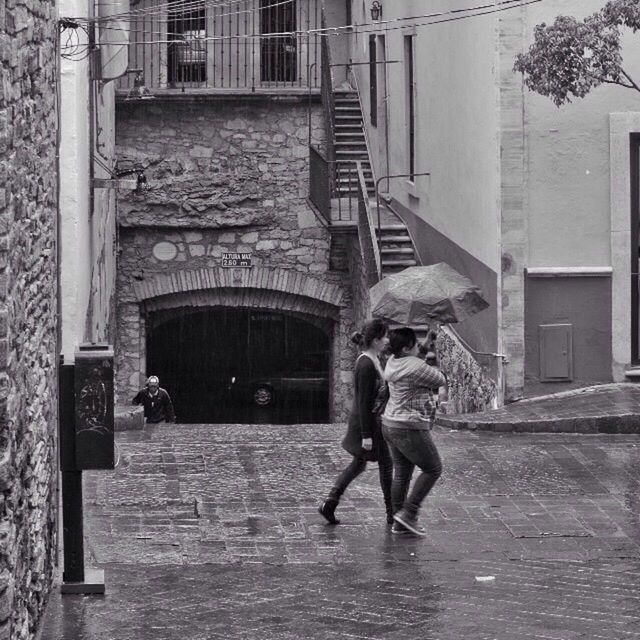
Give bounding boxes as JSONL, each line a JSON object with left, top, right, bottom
{"left": 376, "top": 225, "right": 409, "bottom": 233}
{"left": 378, "top": 236, "right": 411, "bottom": 244}
{"left": 382, "top": 259, "right": 417, "bottom": 266}
{"left": 335, "top": 141, "right": 367, "bottom": 147}
{"left": 335, "top": 162, "right": 371, "bottom": 168}
{"left": 336, "top": 171, "right": 372, "bottom": 176}
{"left": 336, "top": 177, "right": 374, "bottom": 183}
{"left": 380, "top": 247, "right": 415, "bottom": 255}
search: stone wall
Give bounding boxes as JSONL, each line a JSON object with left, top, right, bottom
{"left": 116, "top": 97, "right": 353, "bottom": 421}
{"left": 0, "top": 0, "right": 59, "bottom": 637}
{"left": 347, "top": 235, "right": 371, "bottom": 334}
{"left": 436, "top": 328, "right": 498, "bottom": 415}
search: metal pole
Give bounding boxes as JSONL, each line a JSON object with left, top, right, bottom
{"left": 59, "top": 363, "right": 84, "bottom": 584}
{"left": 307, "top": 61, "right": 317, "bottom": 147}
{"left": 375, "top": 172, "right": 430, "bottom": 253}
{"left": 58, "top": 359, "right": 106, "bottom": 594}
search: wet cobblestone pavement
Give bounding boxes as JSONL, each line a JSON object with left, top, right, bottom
{"left": 42, "top": 423, "right": 640, "bottom": 639}
{"left": 439, "top": 383, "right": 640, "bottom": 432}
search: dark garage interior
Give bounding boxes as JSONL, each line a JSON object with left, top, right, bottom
{"left": 146, "top": 307, "right": 331, "bottom": 423}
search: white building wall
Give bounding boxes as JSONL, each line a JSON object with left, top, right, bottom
{"left": 348, "top": 0, "right": 501, "bottom": 274}
{"left": 59, "top": 0, "right": 117, "bottom": 359}
{"left": 59, "top": 0, "right": 92, "bottom": 360}
{"left": 523, "top": 0, "right": 640, "bottom": 271}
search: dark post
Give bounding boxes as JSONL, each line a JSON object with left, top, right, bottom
{"left": 59, "top": 362, "right": 85, "bottom": 584}
{"left": 58, "top": 345, "right": 114, "bottom": 594}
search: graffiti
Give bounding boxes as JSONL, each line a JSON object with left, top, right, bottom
{"left": 76, "top": 364, "right": 110, "bottom": 435}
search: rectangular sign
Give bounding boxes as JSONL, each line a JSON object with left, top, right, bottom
{"left": 222, "top": 252, "right": 252, "bottom": 268}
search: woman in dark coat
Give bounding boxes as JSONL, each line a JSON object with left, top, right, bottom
{"left": 318, "top": 319, "right": 393, "bottom": 525}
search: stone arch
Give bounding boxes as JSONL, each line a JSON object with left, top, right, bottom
{"left": 133, "top": 266, "right": 344, "bottom": 311}
{"left": 118, "top": 267, "right": 351, "bottom": 422}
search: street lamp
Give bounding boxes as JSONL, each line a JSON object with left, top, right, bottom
{"left": 370, "top": 1, "right": 382, "bottom": 21}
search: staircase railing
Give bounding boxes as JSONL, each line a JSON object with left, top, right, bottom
{"left": 309, "top": 145, "right": 332, "bottom": 224}
{"left": 356, "top": 161, "right": 382, "bottom": 285}
{"left": 320, "top": 12, "right": 336, "bottom": 172}
{"left": 348, "top": 65, "right": 375, "bottom": 197}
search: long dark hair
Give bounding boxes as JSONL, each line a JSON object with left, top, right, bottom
{"left": 350, "top": 318, "right": 388, "bottom": 349}
{"left": 388, "top": 327, "right": 417, "bottom": 357}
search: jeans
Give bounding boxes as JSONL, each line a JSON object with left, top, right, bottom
{"left": 332, "top": 443, "right": 393, "bottom": 510}
{"left": 382, "top": 426, "right": 442, "bottom": 517}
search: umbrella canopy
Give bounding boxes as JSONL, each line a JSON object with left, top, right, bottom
{"left": 370, "top": 263, "right": 490, "bottom": 325}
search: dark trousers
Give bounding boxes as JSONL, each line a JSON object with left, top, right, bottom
{"left": 332, "top": 443, "right": 393, "bottom": 510}
{"left": 382, "top": 426, "right": 442, "bottom": 517}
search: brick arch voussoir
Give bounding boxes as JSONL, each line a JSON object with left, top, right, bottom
{"left": 134, "top": 267, "right": 344, "bottom": 310}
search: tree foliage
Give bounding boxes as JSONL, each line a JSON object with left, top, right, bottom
{"left": 514, "top": 0, "right": 640, "bottom": 106}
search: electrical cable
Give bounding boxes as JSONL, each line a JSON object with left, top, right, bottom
{"left": 58, "top": 0, "right": 544, "bottom": 81}
{"left": 68, "top": 0, "right": 290, "bottom": 24}
{"left": 77, "top": 0, "right": 543, "bottom": 46}
{"left": 66, "top": 0, "right": 536, "bottom": 28}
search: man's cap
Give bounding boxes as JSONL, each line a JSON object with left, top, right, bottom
{"left": 147, "top": 376, "right": 159, "bottom": 385}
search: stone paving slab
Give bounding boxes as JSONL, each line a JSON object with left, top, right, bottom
{"left": 438, "top": 383, "right": 640, "bottom": 433}
{"left": 41, "top": 423, "right": 640, "bottom": 639}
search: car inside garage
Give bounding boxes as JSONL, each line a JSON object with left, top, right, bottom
{"left": 146, "top": 307, "right": 331, "bottom": 423}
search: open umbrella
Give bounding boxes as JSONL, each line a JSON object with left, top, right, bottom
{"left": 369, "top": 263, "right": 489, "bottom": 325}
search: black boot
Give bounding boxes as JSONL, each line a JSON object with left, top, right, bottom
{"left": 385, "top": 507, "right": 394, "bottom": 525}
{"left": 384, "top": 497, "right": 394, "bottom": 525}
{"left": 318, "top": 488, "right": 341, "bottom": 525}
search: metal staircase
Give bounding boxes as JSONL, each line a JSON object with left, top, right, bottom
{"left": 376, "top": 223, "right": 418, "bottom": 276}
{"left": 333, "top": 90, "right": 375, "bottom": 198}
{"left": 330, "top": 89, "right": 419, "bottom": 277}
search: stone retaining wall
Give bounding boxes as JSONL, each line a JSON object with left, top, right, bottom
{"left": 0, "top": 0, "right": 59, "bottom": 637}
{"left": 116, "top": 98, "right": 353, "bottom": 421}
{"left": 436, "top": 328, "right": 498, "bottom": 415}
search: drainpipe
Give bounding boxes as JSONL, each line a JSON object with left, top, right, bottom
{"left": 86, "top": 8, "right": 97, "bottom": 343}
{"left": 307, "top": 62, "right": 317, "bottom": 147}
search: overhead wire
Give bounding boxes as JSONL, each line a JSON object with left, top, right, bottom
{"left": 74, "top": 0, "right": 544, "bottom": 46}
{"left": 68, "top": 0, "right": 285, "bottom": 24}
{"left": 66, "top": 0, "right": 536, "bottom": 28}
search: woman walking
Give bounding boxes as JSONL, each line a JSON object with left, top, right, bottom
{"left": 318, "top": 319, "right": 393, "bottom": 525}
{"left": 382, "top": 327, "right": 447, "bottom": 536}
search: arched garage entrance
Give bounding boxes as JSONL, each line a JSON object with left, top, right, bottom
{"left": 147, "top": 307, "right": 330, "bottom": 423}
{"left": 118, "top": 267, "right": 351, "bottom": 423}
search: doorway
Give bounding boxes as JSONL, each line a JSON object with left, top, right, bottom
{"left": 146, "top": 307, "right": 330, "bottom": 423}
{"left": 167, "top": 1, "right": 207, "bottom": 86}
{"left": 260, "top": 0, "right": 297, "bottom": 83}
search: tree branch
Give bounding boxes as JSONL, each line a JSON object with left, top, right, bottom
{"left": 620, "top": 69, "right": 640, "bottom": 93}
{"left": 585, "top": 70, "right": 635, "bottom": 90}
{"left": 599, "top": 78, "right": 635, "bottom": 89}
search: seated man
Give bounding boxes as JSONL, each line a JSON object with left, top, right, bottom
{"left": 132, "top": 376, "right": 176, "bottom": 424}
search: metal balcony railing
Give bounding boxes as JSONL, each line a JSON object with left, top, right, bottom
{"left": 309, "top": 145, "right": 331, "bottom": 224}
{"left": 356, "top": 161, "right": 381, "bottom": 285}
{"left": 117, "top": 0, "right": 322, "bottom": 93}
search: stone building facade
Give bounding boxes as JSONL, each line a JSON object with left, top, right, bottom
{"left": 0, "top": 0, "right": 59, "bottom": 637}
{"left": 116, "top": 97, "right": 356, "bottom": 421}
